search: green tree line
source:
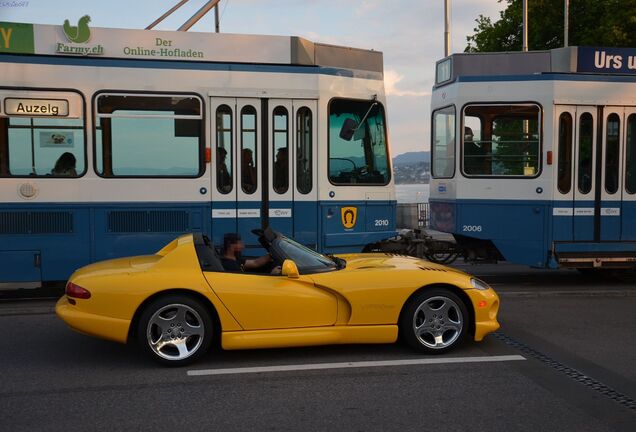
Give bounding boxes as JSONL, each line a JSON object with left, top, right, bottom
{"left": 466, "top": 0, "right": 636, "bottom": 52}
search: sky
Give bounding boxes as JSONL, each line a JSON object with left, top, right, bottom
{"left": 0, "top": 0, "right": 505, "bottom": 156}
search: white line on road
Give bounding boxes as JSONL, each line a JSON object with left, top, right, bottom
{"left": 187, "top": 355, "right": 526, "bottom": 377}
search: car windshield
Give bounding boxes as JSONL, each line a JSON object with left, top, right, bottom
{"left": 274, "top": 236, "right": 337, "bottom": 272}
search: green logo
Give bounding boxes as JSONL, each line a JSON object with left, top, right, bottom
{"left": 63, "top": 15, "right": 91, "bottom": 44}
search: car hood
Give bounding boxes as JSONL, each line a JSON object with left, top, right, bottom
{"left": 335, "top": 253, "right": 466, "bottom": 275}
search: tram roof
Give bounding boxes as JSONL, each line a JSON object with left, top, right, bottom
{"left": 435, "top": 46, "right": 636, "bottom": 87}
{"left": 0, "top": 20, "right": 383, "bottom": 75}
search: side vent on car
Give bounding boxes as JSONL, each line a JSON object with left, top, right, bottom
{"left": 107, "top": 210, "right": 189, "bottom": 233}
{"left": 0, "top": 211, "right": 74, "bottom": 234}
{"left": 417, "top": 265, "right": 448, "bottom": 272}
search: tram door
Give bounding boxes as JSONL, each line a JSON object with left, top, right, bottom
{"left": 623, "top": 109, "right": 636, "bottom": 241}
{"left": 554, "top": 106, "right": 597, "bottom": 242}
{"left": 210, "top": 97, "right": 263, "bottom": 249}
{"left": 599, "top": 107, "right": 628, "bottom": 241}
{"left": 211, "top": 97, "right": 318, "bottom": 249}
{"left": 557, "top": 106, "right": 635, "bottom": 242}
{"left": 573, "top": 107, "right": 598, "bottom": 241}
{"left": 268, "top": 99, "right": 318, "bottom": 246}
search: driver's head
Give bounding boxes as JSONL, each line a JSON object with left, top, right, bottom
{"left": 223, "top": 233, "right": 244, "bottom": 256}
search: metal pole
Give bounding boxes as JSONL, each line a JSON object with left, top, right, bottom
{"left": 146, "top": 0, "right": 190, "bottom": 30}
{"left": 444, "top": 0, "right": 451, "bottom": 56}
{"left": 522, "top": 0, "right": 528, "bottom": 51}
{"left": 564, "top": 0, "right": 569, "bottom": 47}
{"left": 215, "top": 3, "right": 220, "bottom": 33}
{"left": 178, "top": 0, "right": 222, "bottom": 31}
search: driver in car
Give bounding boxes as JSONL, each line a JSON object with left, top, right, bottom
{"left": 221, "top": 233, "right": 281, "bottom": 274}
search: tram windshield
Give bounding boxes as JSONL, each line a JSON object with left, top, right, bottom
{"left": 328, "top": 99, "right": 390, "bottom": 185}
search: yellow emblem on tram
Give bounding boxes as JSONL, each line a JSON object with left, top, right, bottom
{"left": 341, "top": 207, "right": 357, "bottom": 229}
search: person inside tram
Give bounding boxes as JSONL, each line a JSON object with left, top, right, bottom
{"left": 51, "top": 152, "right": 77, "bottom": 176}
{"left": 241, "top": 148, "right": 257, "bottom": 193}
{"left": 216, "top": 147, "right": 231, "bottom": 193}
{"left": 220, "top": 233, "right": 280, "bottom": 274}
{"left": 578, "top": 158, "right": 592, "bottom": 193}
{"left": 605, "top": 153, "right": 619, "bottom": 192}
{"left": 273, "top": 147, "right": 288, "bottom": 192}
{"left": 464, "top": 126, "right": 486, "bottom": 174}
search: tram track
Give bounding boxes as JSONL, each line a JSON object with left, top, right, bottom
{"left": 494, "top": 331, "right": 636, "bottom": 412}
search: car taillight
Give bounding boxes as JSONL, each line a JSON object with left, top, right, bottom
{"left": 66, "top": 282, "right": 91, "bottom": 299}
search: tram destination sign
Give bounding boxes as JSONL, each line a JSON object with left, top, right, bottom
{"left": 4, "top": 98, "right": 69, "bottom": 117}
{"left": 577, "top": 47, "right": 636, "bottom": 74}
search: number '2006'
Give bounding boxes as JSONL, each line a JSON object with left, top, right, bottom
{"left": 462, "top": 225, "right": 482, "bottom": 232}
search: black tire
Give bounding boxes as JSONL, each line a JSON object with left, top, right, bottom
{"left": 400, "top": 288, "right": 469, "bottom": 354}
{"left": 137, "top": 294, "right": 213, "bottom": 367}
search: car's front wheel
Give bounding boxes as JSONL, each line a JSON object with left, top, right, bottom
{"left": 137, "top": 294, "right": 213, "bottom": 366}
{"left": 400, "top": 288, "right": 468, "bottom": 354}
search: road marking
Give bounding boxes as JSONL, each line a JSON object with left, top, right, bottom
{"left": 187, "top": 355, "right": 525, "bottom": 377}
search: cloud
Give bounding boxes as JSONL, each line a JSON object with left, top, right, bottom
{"left": 356, "top": 0, "right": 381, "bottom": 16}
{"left": 384, "top": 70, "right": 431, "bottom": 97}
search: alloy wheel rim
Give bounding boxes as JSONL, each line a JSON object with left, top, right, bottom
{"left": 146, "top": 303, "right": 205, "bottom": 361}
{"left": 412, "top": 296, "right": 463, "bottom": 349}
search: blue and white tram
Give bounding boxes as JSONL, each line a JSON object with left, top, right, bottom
{"left": 0, "top": 20, "right": 396, "bottom": 285}
{"left": 430, "top": 47, "right": 636, "bottom": 270}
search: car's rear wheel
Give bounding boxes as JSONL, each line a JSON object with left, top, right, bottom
{"left": 400, "top": 288, "right": 468, "bottom": 354}
{"left": 137, "top": 294, "right": 213, "bottom": 366}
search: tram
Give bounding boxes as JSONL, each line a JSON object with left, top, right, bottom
{"left": 429, "top": 46, "right": 636, "bottom": 270}
{"left": 0, "top": 19, "right": 396, "bottom": 286}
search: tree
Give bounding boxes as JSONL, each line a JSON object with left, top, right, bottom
{"left": 465, "top": 0, "right": 636, "bottom": 52}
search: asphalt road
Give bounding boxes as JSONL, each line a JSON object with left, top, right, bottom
{"left": 1, "top": 263, "right": 635, "bottom": 431}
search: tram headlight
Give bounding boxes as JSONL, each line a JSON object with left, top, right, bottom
{"left": 470, "top": 278, "right": 490, "bottom": 290}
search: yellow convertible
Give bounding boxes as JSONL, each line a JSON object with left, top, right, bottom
{"left": 56, "top": 229, "right": 500, "bottom": 366}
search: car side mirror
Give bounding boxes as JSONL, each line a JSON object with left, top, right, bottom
{"left": 281, "top": 259, "right": 299, "bottom": 278}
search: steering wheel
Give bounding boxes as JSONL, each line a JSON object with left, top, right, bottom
{"left": 251, "top": 229, "right": 271, "bottom": 252}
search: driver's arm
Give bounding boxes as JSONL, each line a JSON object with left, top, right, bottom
{"left": 243, "top": 254, "right": 272, "bottom": 270}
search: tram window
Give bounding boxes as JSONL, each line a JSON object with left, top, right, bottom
{"left": 296, "top": 107, "right": 313, "bottom": 194}
{"left": 95, "top": 94, "right": 202, "bottom": 177}
{"left": 432, "top": 106, "right": 455, "bottom": 178}
{"left": 462, "top": 104, "right": 540, "bottom": 177}
{"left": 627, "top": 114, "right": 636, "bottom": 194}
{"left": 557, "top": 112, "right": 573, "bottom": 194}
{"left": 605, "top": 113, "right": 620, "bottom": 194}
{"left": 240, "top": 106, "right": 258, "bottom": 194}
{"left": 1, "top": 116, "right": 85, "bottom": 177}
{"left": 216, "top": 105, "right": 233, "bottom": 194}
{"left": 578, "top": 113, "right": 594, "bottom": 194}
{"left": 328, "top": 99, "right": 390, "bottom": 185}
{"left": 272, "top": 106, "right": 289, "bottom": 194}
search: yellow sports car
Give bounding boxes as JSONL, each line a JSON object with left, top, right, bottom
{"left": 56, "top": 229, "right": 500, "bottom": 366}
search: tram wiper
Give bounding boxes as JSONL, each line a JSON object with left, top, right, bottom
{"left": 339, "top": 95, "right": 378, "bottom": 141}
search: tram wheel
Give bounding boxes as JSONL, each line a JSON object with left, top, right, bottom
{"left": 425, "top": 252, "right": 459, "bottom": 265}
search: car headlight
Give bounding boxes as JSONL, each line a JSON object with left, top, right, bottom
{"left": 470, "top": 277, "right": 490, "bottom": 290}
